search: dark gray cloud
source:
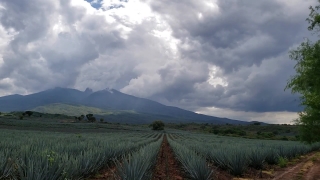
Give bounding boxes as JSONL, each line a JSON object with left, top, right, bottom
{"left": 0, "top": 0, "right": 316, "bottom": 122}
{"left": 144, "top": 0, "right": 315, "bottom": 112}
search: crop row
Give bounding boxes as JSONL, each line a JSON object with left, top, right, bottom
{"left": 168, "top": 133, "right": 320, "bottom": 176}
{"left": 168, "top": 137, "right": 213, "bottom": 180}
{"left": 115, "top": 135, "right": 162, "bottom": 179}
{"left": 0, "top": 129, "right": 161, "bottom": 180}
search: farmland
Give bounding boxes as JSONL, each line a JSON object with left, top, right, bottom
{"left": 1, "top": 113, "right": 320, "bottom": 179}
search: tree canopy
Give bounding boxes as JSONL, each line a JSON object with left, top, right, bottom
{"left": 86, "top": 114, "right": 96, "bottom": 123}
{"left": 150, "top": 120, "right": 165, "bottom": 130}
{"left": 286, "top": 1, "right": 320, "bottom": 143}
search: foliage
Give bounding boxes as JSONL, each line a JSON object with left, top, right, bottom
{"left": 168, "top": 138, "right": 213, "bottom": 180}
{"left": 248, "top": 148, "right": 267, "bottom": 170}
{"left": 76, "top": 114, "right": 85, "bottom": 121}
{"left": 278, "top": 157, "right": 288, "bottom": 168}
{"left": 169, "top": 132, "right": 320, "bottom": 177}
{"left": 115, "top": 138, "right": 161, "bottom": 180}
{"left": 265, "top": 148, "right": 279, "bottom": 165}
{"left": 0, "top": 129, "right": 160, "bottom": 179}
{"left": 228, "top": 150, "right": 248, "bottom": 176}
{"left": 86, "top": 114, "right": 96, "bottom": 123}
{"left": 286, "top": 1, "right": 320, "bottom": 143}
{"left": 150, "top": 120, "right": 165, "bottom": 130}
{"left": 24, "top": 111, "right": 33, "bottom": 117}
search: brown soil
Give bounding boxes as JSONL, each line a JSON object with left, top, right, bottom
{"left": 152, "top": 135, "right": 185, "bottom": 180}
{"left": 305, "top": 161, "right": 320, "bottom": 180}
{"left": 272, "top": 152, "right": 320, "bottom": 180}
{"left": 88, "top": 164, "right": 119, "bottom": 180}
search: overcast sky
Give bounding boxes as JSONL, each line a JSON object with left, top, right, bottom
{"left": 0, "top": 0, "right": 317, "bottom": 123}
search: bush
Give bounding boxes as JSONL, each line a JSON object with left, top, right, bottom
{"left": 24, "top": 111, "right": 33, "bottom": 117}
{"left": 86, "top": 114, "right": 96, "bottom": 122}
{"left": 278, "top": 157, "right": 288, "bottom": 168}
{"left": 150, "top": 120, "right": 164, "bottom": 130}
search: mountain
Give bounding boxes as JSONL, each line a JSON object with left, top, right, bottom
{"left": 0, "top": 87, "right": 248, "bottom": 124}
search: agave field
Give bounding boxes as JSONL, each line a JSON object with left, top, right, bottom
{"left": 168, "top": 133, "right": 320, "bottom": 178}
{"left": 0, "top": 129, "right": 162, "bottom": 180}
{"left": 1, "top": 128, "right": 320, "bottom": 180}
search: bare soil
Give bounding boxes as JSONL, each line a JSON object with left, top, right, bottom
{"left": 305, "top": 161, "right": 320, "bottom": 180}
{"left": 152, "top": 134, "right": 185, "bottom": 180}
{"left": 88, "top": 134, "right": 185, "bottom": 180}
{"left": 272, "top": 152, "right": 320, "bottom": 180}
{"left": 88, "top": 164, "right": 119, "bottom": 180}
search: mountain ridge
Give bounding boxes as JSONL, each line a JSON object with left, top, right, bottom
{"left": 0, "top": 87, "right": 249, "bottom": 124}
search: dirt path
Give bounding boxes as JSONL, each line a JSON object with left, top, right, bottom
{"left": 302, "top": 152, "right": 320, "bottom": 180}
{"left": 272, "top": 152, "right": 320, "bottom": 180}
{"left": 305, "top": 161, "right": 320, "bottom": 180}
{"left": 152, "top": 134, "right": 184, "bottom": 180}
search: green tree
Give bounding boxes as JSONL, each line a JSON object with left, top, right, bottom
{"left": 77, "top": 115, "right": 85, "bottom": 121}
{"left": 286, "top": 1, "right": 320, "bottom": 143}
{"left": 24, "top": 111, "right": 33, "bottom": 117}
{"left": 150, "top": 120, "right": 165, "bottom": 130}
{"left": 86, "top": 114, "right": 96, "bottom": 123}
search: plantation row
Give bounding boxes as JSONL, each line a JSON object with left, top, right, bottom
{"left": 0, "top": 129, "right": 162, "bottom": 180}
{"left": 2, "top": 129, "right": 320, "bottom": 180}
{"left": 168, "top": 133, "right": 320, "bottom": 177}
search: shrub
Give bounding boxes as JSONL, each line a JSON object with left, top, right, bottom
{"left": 24, "top": 111, "right": 33, "bottom": 117}
{"left": 86, "top": 114, "right": 96, "bottom": 122}
{"left": 150, "top": 121, "right": 164, "bottom": 130}
{"left": 278, "top": 157, "right": 288, "bottom": 168}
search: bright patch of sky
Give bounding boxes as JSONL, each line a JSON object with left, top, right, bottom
{"left": 85, "top": 0, "right": 103, "bottom": 9}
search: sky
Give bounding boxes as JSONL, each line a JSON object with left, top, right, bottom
{"left": 0, "top": 0, "right": 317, "bottom": 124}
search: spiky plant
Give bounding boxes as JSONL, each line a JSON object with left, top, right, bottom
{"left": 168, "top": 139, "right": 213, "bottom": 180}
{"left": 228, "top": 150, "right": 249, "bottom": 176}
{"left": 248, "top": 148, "right": 267, "bottom": 170}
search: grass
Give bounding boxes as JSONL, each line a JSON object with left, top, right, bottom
{"left": 278, "top": 157, "right": 288, "bottom": 168}
{"left": 167, "top": 123, "right": 300, "bottom": 141}
{"left": 0, "top": 113, "right": 151, "bottom": 134}
{"left": 32, "top": 103, "right": 136, "bottom": 116}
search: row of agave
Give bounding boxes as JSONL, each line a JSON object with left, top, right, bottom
{"left": 0, "top": 129, "right": 161, "bottom": 180}
{"left": 115, "top": 134, "right": 163, "bottom": 179}
{"left": 167, "top": 135, "right": 213, "bottom": 180}
{"left": 172, "top": 132, "right": 320, "bottom": 176}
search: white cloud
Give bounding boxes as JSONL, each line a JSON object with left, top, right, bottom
{"left": 0, "top": 0, "right": 313, "bottom": 123}
{"left": 196, "top": 107, "right": 298, "bottom": 124}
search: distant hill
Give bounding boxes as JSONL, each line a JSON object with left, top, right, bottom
{"left": 33, "top": 103, "right": 120, "bottom": 116}
{"left": 0, "top": 87, "right": 249, "bottom": 124}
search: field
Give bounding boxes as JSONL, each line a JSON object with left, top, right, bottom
{"left": 1, "top": 113, "right": 320, "bottom": 180}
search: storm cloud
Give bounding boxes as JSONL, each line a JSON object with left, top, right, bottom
{"left": 0, "top": 0, "right": 316, "bottom": 123}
